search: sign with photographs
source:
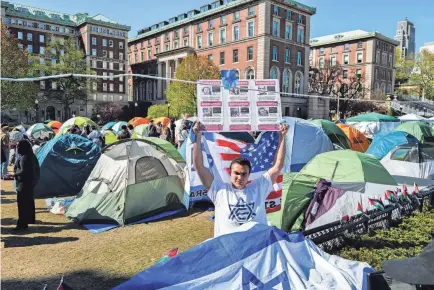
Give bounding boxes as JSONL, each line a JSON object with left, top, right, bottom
{"left": 197, "top": 79, "right": 281, "bottom": 132}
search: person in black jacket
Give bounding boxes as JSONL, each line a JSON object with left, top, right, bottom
{"left": 13, "top": 139, "right": 40, "bottom": 230}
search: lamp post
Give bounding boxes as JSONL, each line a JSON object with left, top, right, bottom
{"left": 167, "top": 103, "right": 171, "bottom": 117}
{"left": 34, "top": 99, "right": 39, "bottom": 123}
{"left": 134, "top": 102, "right": 138, "bottom": 117}
{"left": 97, "top": 114, "right": 101, "bottom": 126}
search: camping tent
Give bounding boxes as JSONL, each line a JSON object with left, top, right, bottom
{"left": 346, "top": 113, "right": 400, "bottom": 139}
{"left": 381, "top": 143, "right": 434, "bottom": 179}
{"left": 366, "top": 131, "right": 419, "bottom": 159}
{"left": 132, "top": 124, "right": 148, "bottom": 139}
{"left": 399, "top": 113, "right": 426, "bottom": 121}
{"left": 336, "top": 124, "right": 370, "bottom": 152}
{"left": 34, "top": 135, "right": 101, "bottom": 198}
{"left": 47, "top": 121, "right": 62, "bottom": 134}
{"left": 111, "top": 121, "right": 128, "bottom": 134}
{"left": 102, "top": 130, "right": 118, "bottom": 145}
{"left": 309, "top": 119, "right": 351, "bottom": 150}
{"left": 26, "top": 123, "right": 55, "bottom": 139}
{"left": 102, "top": 121, "right": 117, "bottom": 131}
{"left": 393, "top": 121, "right": 434, "bottom": 142}
{"left": 65, "top": 139, "right": 186, "bottom": 225}
{"left": 129, "top": 117, "right": 149, "bottom": 127}
{"left": 269, "top": 150, "right": 398, "bottom": 231}
{"left": 57, "top": 117, "right": 98, "bottom": 135}
{"left": 153, "top": 117, "right": 170, "bottom": 127}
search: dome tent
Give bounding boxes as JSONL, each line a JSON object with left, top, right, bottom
{"left": 309, "top": 119, "right": 351, "bottom": 150}
{"left": 57, "top": 117, "right": 98, "bottom": 136}
{"left": 366, "top": 131, "right": 419, "bottom": 159}
{"left": 393, "top": 121, "right": 434, "bottom": 143}
{"left": 346, "top": 113, "right": 400, "bottom": 139}
{"left": 65, "top": 139, "right": 186, "bottom": 226}
{"left": 336, "top": 123, "right": 370, "bottom": 152}
{"left": 35, "top": 135, "right": 101, "bottom": 198}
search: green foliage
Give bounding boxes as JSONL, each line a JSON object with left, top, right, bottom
{"left": 1, "top": 23, "right": 38, "bottom": 110}
{"left": 147, "top": 104, "right": 169, "bottom": 119}
{"left": 337, "top": 206, "right": 434, "bottom": 270}
{"left": 395, "top": 48, "right": 412, "bottom": 84}
{"left": 409, "top": 50, "right": 434, "bottom": 99}
{"left": 165, "top": 55, "right": 220, "bottom": 118}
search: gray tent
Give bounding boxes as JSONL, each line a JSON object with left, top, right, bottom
{"left": 65, "top": 139, "right": 186, "bottom": 225}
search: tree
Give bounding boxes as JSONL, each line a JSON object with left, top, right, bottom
{"left": 165, "top": 55, "right": 220, "bottom": 117}
{"left": 308, "top": 60, "right": 370, "bottom": 118}
{"left": 31, "top": 35, "right": 96, "bottom": 121}
{"left": 92, "top": 102, "right": 123, "bottom": 124}
{"left": 147, "top": 104, "right": 169, "bottom": 119}
{"left": 0, "top": 23, "right": 38, "bottom": 110}
{"left": 409, "top": 50, "right": 434, "bottom": 100}
{"left": 395, "top": 47, "right": 412, "bottom": 86}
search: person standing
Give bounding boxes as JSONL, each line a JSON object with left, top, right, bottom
{"left": 170, "top": 118, "right": 176, "bottom": 143}
{"left": 117, "top": 125, "right": 131, "bottom": 140}
{"left": 192, "top": 121, "right": 288, "bottom": 237}
{"left": 1, "top": 124, "right": 10, "bottom": 179}
{"left": 88, "top": 126, "right": 104, "bottom": 147}
{"left": 13, "top": 140, "right": 40, "bottom": 230}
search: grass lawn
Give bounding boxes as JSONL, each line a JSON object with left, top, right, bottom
{"left": 1, "top": 179, "right": 213, "bottom": 290}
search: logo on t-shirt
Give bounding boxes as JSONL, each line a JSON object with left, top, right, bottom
{"left": 229, "top": 197, "right": 256, "bottom": 225}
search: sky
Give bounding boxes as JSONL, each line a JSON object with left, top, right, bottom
{"left": 10, "top": 0, "right": 434, "bottom": 51}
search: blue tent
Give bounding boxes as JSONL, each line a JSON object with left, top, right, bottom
{"left": 101, "top": 121, "right": 116, "bottom": 131}
{"left": 114, "top": 223, "right": 373, "bottom": 290}
{"left": 283, "top": 117, "right": 334, "bottom": 172}
{"left": 34, "top": 135, "right": 101, "bottom": 198}
{"left": 366, "top": 131, "right": 419, "bottom": 159}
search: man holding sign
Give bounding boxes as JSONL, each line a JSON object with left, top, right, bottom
{"left": 192, "top": 121, "right": 288, "bottom": 237}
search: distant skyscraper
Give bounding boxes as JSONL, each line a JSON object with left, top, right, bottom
{"left": 394, "top": 17, "right": 416, "bottom": 59}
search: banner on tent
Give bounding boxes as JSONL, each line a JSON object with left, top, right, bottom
{"left": 185, "top": 130, "right": 283, "bottom": 214}
{"left": 197, "top": 79, "right": 282, "bottom": 132}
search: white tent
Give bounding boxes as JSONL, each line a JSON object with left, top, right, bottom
{"left": 399, "top": 114, "right": 426, "bottom": 121}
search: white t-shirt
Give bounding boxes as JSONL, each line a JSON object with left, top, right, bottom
{"left": 208, "top": 172, "right": 272, "bottom": 237}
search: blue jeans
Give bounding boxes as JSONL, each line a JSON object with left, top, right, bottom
{"left": 1, "top": 150, "right": 9, "bottom": 176}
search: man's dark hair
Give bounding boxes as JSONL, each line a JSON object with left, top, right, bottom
{"left": 230, "top": 157, "right": 252, "bottom": 173}
{"left": 121, "top": 125, "right": 127, "bottom": 130}
{"left": 150, "top": 120, "right": 154, "bottom": 123}
{"left": 127, "top": 124, "right": 133, "bottom": 130}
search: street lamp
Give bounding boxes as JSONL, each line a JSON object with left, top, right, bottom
{"left": 134, "top": 102, "right": 138, "bottom": 117}
{"left": 34, "top": 99, "right": 39, "bottom": 122}
{"left": 167, "top": 103, "right": 171, "bottom": 117}
{"left": 72, "top": 114, "right": 76, "bottom": 118}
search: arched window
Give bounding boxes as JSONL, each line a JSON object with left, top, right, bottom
{"left": 270, "top": 67, "right": 278, "bottom": 79}
{"left": 294, "top": 71, "right": 304, "bottom": 94}
{"left": 246, "top": 68, "right": 255, "bottom": 80}
{"left": 235, "top": 70, "right": 240, "bottom": 79}
{"left": 380, "top": 83, "right": 386, "bottom": 94}
{"left": 282, "top": 69, "right": 292, "bottom": 93}
{"left": 387, "top": 84, "right": 391, "bottom": 93}
{"left": 375, "top": 82, "right": 380, "bottom": 92}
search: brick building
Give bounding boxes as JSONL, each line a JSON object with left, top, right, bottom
{"left": 1, "top": 1, "right": 130, "bottom": 123}
{"left": 128, "top": 0, "right": 326, "bottom": 119}
{"left": 309, "top": 30, "right": 399, "bottom": 100}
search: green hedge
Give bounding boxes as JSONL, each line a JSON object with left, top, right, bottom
{"left": 336, "top": 205, "right": 434, "bottom": 270}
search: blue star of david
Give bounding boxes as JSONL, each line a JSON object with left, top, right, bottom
{"left": 241, "top": 267, "right": 290, "bottom": 290}
{"left": 228, "top": 197, "right": 256, "bottom": 224}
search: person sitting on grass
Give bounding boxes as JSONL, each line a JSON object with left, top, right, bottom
{"left": 192, "top": 121, "right": 288, "bottom": 237}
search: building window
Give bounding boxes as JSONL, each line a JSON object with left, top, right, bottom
{"left": 174, "top": 40, "right": 178, "bottom": 49}
{"left": 376, "top": 51, "right": 380, "bottom": 64}
{"left": 298, "top": 15, "right": 303, "bottom": 24}
{"left": 331, "top": 46, "right": 337, "bottom": 53}
{"left": 27, "top": 44, "right": 33, "bottom": 53}
{"left": 356, "top": 69, "right": 362, "bottom": 79}
{"left": 285, "top": 23, "right": 292, "bottom": 40}
{"left": 220, "top": 28, "right": 226, "bottom": 43}
{"left": 233, "top": 49, "right": 239, "bottom": 63}
{"left": 220, "top": 52, "right": 225, "bottom": 65}
{"left": 165, "top": 44, "right": 169, "bottom": 51}
{"left": 51, "top": 58, "right": 56, "bottom": 65}
{"left": 297, "top": 51, "right": 302, "bottom": 65}
{"left": 109, "top": 40, "right": 114, "bottom": 47}
{"left": 52, "top": 81, "right": 57, "bottom": 90}
{"left": 40, "top": 46, "right": 45, "bottom": 55}
{"left": 103, "top": 83, "right": 107, "bottom": 91}
{"left": 233, "top": 26, "right": 239, "bottom": 41}
{"left": 103, "top": 61, "right": 107, "bottom": 69}
{"left": 156, "top": 46, "right": 159, "bottom": 54}
{"left": 247, "top": 46, "right": 254, "bottom": 61}
{"left": 272, "top": 46, "right": 278, "bottom": 61}
{"left": 283, "top": 70, "right": 291, "bottom": 93}
{"left": 248, "top": 21, "right": 254, "bottom": 37}
{"left": 320, "top": 47, "right": 325, "bottom": 54}
{"left": 92, "top": 82, "right": 97, "bottom": 91}
{"left": 357, "top": 41, "right": 363, "bottom": 49}
{"left": 109, "top": 83, "right": 114, "bottom": 92}
{"left": 40, "top": 81, "right": 45, "bottom": 89}
{"left": 40, "top": 57, "right": 44, "bottom": 64}
{"left": 285, "top": 48, "right": 290, "bottom": 63}
{"left": 103, "top": 39, "right": 107, "bottom": 46}
{"left": 27, "top": 33, "right": 32, "bottom": 41}
{"left": 103, "top": 50, "right": 107, "bottom": 57}
{"left": 208, "top": 32, "right": 213, "bottom": 46}
{"left": 197, "top": 35, "right": 202, "bottom": 49}
{"left": 119, "top": 42, "right": 124, "bottom": 49}
{"left": 343, "top": 70, "right": 348, "bottom": 79}
{"left": 357, "top": 52, "right": 363, "bottom": 64}
{"left": 344, "top": 43, "right": 350, "bottom": 51}
{"left": 319, "top": 57, "right": 324, "bottom": 68}
{"left": 343, "top": 54, "right": 349, "bottom": 65}
{"left": 248, "top": 7, "right": 255, "bottom": 17}
{"left": 331, "top": 56, "right": 336, "bottom": 66}
{"left": 119, "top": 63, "right": 123, "bottom": 71}
{"left": 109, "top": 62, "right": 113, "bottom": 70}
{"left": 109, "top": 51, "right": 114, "bottom": 59}
{"left": 208, "top": 54, "right": 213, "bottom": 61}
{"left": 119, "top": 84, "right": 124, "bottom": 93}
{"left": 389, "top": 54, "right": 393, "bottom": 67}
{"left": 273, "top": 21, "right": 279, "bottom": 37}
{"left": 295, "top": 72, "right": 303, "bottom": 94}
{"left": 92, "top": 60, "right": 97, "bottom": 68}
{"left": 92, "top": 37, "right": 96, "bottom": 45}
{"left": 119, "top": 52, "right": 123, "bottom": 60}
{"left": 18, "top": 43, "right": 23, "bottom": 50}
{"left": 209, "top": 19, "right": 214, "bottom": 29}
{"left": 246, "top": 68, "right": 254, "bottom": 79}
{"left": 270, "top": 67, "right": 278, "bottom": 79}
{"left": 234, "top": 11, "right": 240, "bottom": 21}
{"left": 273, "top": 6, "right": 279, "bottom": 16}
{"left": 286, "top": 10, "right": 292, "bottom": 20}
{"left": 17, "top": 31, "right": 23, "bottom": 40}
{"left": 184, "top": 37, "right": 188, "bottom": 47}
{"left": 197, "top": 23, "right": 202, "bottom": 32}
{"left": 221, "top": 15, "right": 226, "bottom": 25}
{"left": 297, "top": 27, "right": 304, "bottom": 43}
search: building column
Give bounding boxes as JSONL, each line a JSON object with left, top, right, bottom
{"left": 157, "top": 62, "right": 163, "bottom": 100}
{"left": 165, "top": 61, "right": 170, "bottom": 99}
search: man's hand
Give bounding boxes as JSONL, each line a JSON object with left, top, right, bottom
{"left": 193, "top": 121, "right": 201, "bottom": 135}
{"left": 278, "top": 124, "right": 289, "bottom": 139}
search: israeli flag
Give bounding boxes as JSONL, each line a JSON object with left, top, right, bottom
{"left": 114, "top": 223, "right": 373, "bottom": 290}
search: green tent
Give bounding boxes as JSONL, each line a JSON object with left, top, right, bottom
{"left": 143, "top": 137, "right": 185, "bottom": 163}
{"left": 346, "top": 113, "right": 398, "bottom": 122}
{"left": 309, "top": 119, "right": 351, "bottom": 149}
{"left": 394, "top": 121, "right": 434, "bottom": 142}
{"left": 65, "top": 139, "right": 186, "bottom": 225}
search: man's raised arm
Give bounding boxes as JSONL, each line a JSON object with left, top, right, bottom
{"left": 192, "top": 122, "right": 214, "bottom": 190}
{"left": 267, "top": 125, "right": 288, "bottom": 184}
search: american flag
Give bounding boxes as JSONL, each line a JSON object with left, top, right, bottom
{"left": 203, "top": 131, "right": 283, "bottom": 214}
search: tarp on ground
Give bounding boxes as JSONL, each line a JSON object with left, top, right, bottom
{"left": 366, "top": 131, "right": 419, "bottom": 159}
{"left": 337, "top": 123, "right": 370, "bottom": 152}
{"left": 393, "top": 121, "right": 434, "bottom": 142}
{"left": 309, "top": 119, "right": 351, "bottom": 150}
{"left": 347, "top": 113, "right": 400, "bottom": 139}
{"left": 35, "top": 135, "right": 101, "bottom": 198}
{"left": 114, "top": 222, "right": 373, "bottom": 290}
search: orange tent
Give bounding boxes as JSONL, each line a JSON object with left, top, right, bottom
{"left": 153, "top": 117, "right": 171, "bottom": 127}
{"left": 129, "top": 117, "right": 150, "bottom": 127}
{"left": 337, "top": 124, "right": 370, "bottom": 152}
{"left": 47, "top": 120, "right": 63, "bottom": 134}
